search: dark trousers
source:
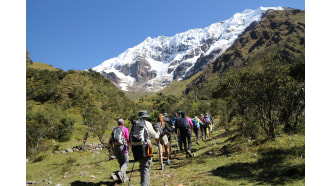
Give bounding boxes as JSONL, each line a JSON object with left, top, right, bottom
{"left": 176, "top": 129, "right": 183, "bottom": 150}
{"left": 180, "top": 129, "right": 192, "bottom": 153}
{"left": 201, "top": 126, "right": 207, "bottom": 140}
{"left": 193, "top": 126, "right": 200, "bottom": 143}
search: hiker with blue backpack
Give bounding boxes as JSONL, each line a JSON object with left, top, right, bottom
{"left": 192, "top": 116, "right": 201, "bottom": 145}
{"left": 177, "top": 111, "right": 194, "bottom": 158}
{"left": 109, "top": 119, "right": 130, "bottom": 183}
{"left": 129, "top": 111, "right": 160, "bottom": 186}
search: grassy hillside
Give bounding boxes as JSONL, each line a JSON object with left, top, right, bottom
{"left": 29, "top": 62, "right": 61, "bottom": 71}
{"left": 26, "top": 124, "right": 305, "bottom": 185}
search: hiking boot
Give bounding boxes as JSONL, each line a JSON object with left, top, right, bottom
{"left": 161, "top": 164, "right": 165, "bottom": 170}
{"left": 187, "top": 150, "right": 193, "bottom": 157}
{"left": 167, "top": 159, "right": 171, "bottom": 165}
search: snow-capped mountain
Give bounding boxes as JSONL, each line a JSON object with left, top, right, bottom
{"left": 93, "top": 6, "right": 284, "bottom": 92}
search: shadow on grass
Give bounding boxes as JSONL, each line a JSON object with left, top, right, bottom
{"left": 71, "top": 180, "right": 118, "bottom": 186}
{"left": 210, "top": 146, "right": 305, "bottom": 185}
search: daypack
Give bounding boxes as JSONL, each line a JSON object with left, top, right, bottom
{"left": 153, "top": 122, "right": 164, "bottom": 137}
{"left": 111, "top": 127, "right": 126, "bottom": 146}
{"left": 178, "top": 117, "right": 190, "bottom": 131}
{"left": 205, "top": 118, "right": 211, "bottom": 126}
{"left": 129, "top": 119, "right": 149, "bottom": 143}
{"left": 130, "top": 119, "right": 149, "bottom": 161}
{"left": 192, "top": 118, "right": 199, "bottom": 127}
{"left": 199, "top": 118, "right": 206, "bottom": 127}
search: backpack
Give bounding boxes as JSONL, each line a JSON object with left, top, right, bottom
{"left": 111, "top": 127, "right": 126, "bottom": 146}
{"left": 178, "top": 117, "right": 190, "bottom": 131}
{"left": 129, "top": 119, "right": 149, "bottom": 143}
{"left": 130, "top": 119, "right": 149, "bottom": 161}
{"left": 199, "top": 118, "right": 205, "bottom": 127}
{"left": 192, "top": 118, "right": 198, "bottom": 127}
{"left": 153, "top": 122, "right": 164, "bottom": 136}
{"left": 205, "top": 118, "right": 211, "bottom": 126}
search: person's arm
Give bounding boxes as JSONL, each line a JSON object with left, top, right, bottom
{"left": 122, "top": 127, "right": 130, "bottom": 148}
{"left": 145, "top": 121, "right": 159, "bottom": 139}
{"left": 165, "top": 122, "right": 174, "bottom": 132}
{"left": 187, "top": 117, "right": 193, "bottom": 127}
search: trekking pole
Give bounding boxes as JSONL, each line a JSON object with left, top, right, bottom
{"left": 176, "top": 130, "right": 180, "bottom": 154}
{"left": 161, "top": 163, "right": 166, "bottom": 186}
{"left": 173, "top": 131, "right": 177, "bottom": 156}
{"left": 128, "top": 160, "right": 135, "bottom": 186}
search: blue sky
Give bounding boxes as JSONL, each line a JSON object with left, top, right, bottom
{"left": 26, "top": 0, "right": 305, "bottom": 71}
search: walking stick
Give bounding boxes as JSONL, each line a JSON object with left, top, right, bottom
{"left": 173, "top": 131, "right": 177, "bottom": 156}
{"left": 128, "top": 160, "right": 135, "bottom": 186}
{"left": 176, "top": 130, "right": 180, "bottom": 154}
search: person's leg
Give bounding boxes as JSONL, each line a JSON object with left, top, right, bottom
{"left": 167, "top": 133, "right": 172, "bottom": 155}
{"left": 114, "top": 146, "right": 125, "bottom": 182}
{"left": 206, "top": 126, "right": 209, "bottom": 138}
{"left": 140, "top": 157, "right": 152, "bottom": 186}
{"left": 200, "top": 126, "right": 204, "bottom": 141}
{"left": 196, "top": 127, "right": 200, "bottom": 144}
{"left": 180, "top": 131, "right": 188, "bottom": 157}
{"left": 177, "top": 130, "right": 183, "bottom": 150}
{"left": 187, "top": 130, "right": 192, "bottom": 153}
{"left": 193, "top": 127, "right": 197, "bottom": 141}
{"left": 121, "top": 152, "right": 129, "bottom": 181}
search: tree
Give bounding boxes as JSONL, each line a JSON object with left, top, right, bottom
{"left": 212, "top": 57, "right": 305, "bottom": 139}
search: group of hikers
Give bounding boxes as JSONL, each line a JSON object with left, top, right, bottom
{"left": 109, "top": 110, "right": 214, "bottom": 185}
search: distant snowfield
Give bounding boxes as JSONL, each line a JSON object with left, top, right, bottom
{"left": 93, "top": 6, "right": 284, "bottom": 91}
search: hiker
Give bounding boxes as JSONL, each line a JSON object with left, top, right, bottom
{"left": 177, "top": 111, "right": 194, "bottom": 158}
{"left": 163, "top": 113, "right": 175, "bottom": 159}
{"left": 174, "top": 111, "right": 183, "bottom": 151}
{"left": 192, "top": 116, "right": 201, "bottom": 145}
{"left": 173, "top": 112, "right": 179, "bottom": 126}
{"left": 199, "top": 114, "right": 207, "bottom": 141}
{"left": 206, "top": 112, "right": 214, "bottom": 133}
{"left": 129, "top": 111, "right": 160, "bottom": 186}
{"left": 205, "top": 114, "right": 212, "bottom": 137}
{"left": 153, "top": 114, "right": 173, "bottom": 168}
{"left": 109, "top": 119, "right": 130, "bottom": 183}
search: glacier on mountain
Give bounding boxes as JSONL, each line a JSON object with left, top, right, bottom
{"left": 93, "top": 6, "right": 284, "bottom": 92}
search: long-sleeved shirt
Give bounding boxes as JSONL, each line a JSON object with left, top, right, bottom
{"left": 208, "top": 114, "right": 214, "bottom": 123}
{"left": 186, "top": 117, "right": 194, "bottom": 127}
{"left": 145, "top": 120, "right": 159, "bottom": 139}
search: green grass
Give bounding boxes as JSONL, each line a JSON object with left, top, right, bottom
{"left": 26, "top": 125, "right": 305, "bottom": 185}
{"left": 29, "top": 62, "right": 61, "bottom": 71}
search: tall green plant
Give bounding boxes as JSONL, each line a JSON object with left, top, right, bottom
{"left": 212, "top": 57, "right": 304, "bottom": 139}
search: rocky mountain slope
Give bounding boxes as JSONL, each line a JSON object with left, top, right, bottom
{"left": 93, "top": 6, "right": 285, "bottom": 92}
{"left": 183, "top": 9, "right": 305, "bottom": 98}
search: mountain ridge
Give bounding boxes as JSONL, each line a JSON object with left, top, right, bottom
{"left": 93, "top": 6, "right": 285, "bottom": 92}
{"left": 183, "top": 9, "right": 305, "bottom": 98}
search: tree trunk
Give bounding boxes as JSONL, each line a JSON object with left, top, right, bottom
{"left": 82, "top": 131, "right": 89, "bottom": 151}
